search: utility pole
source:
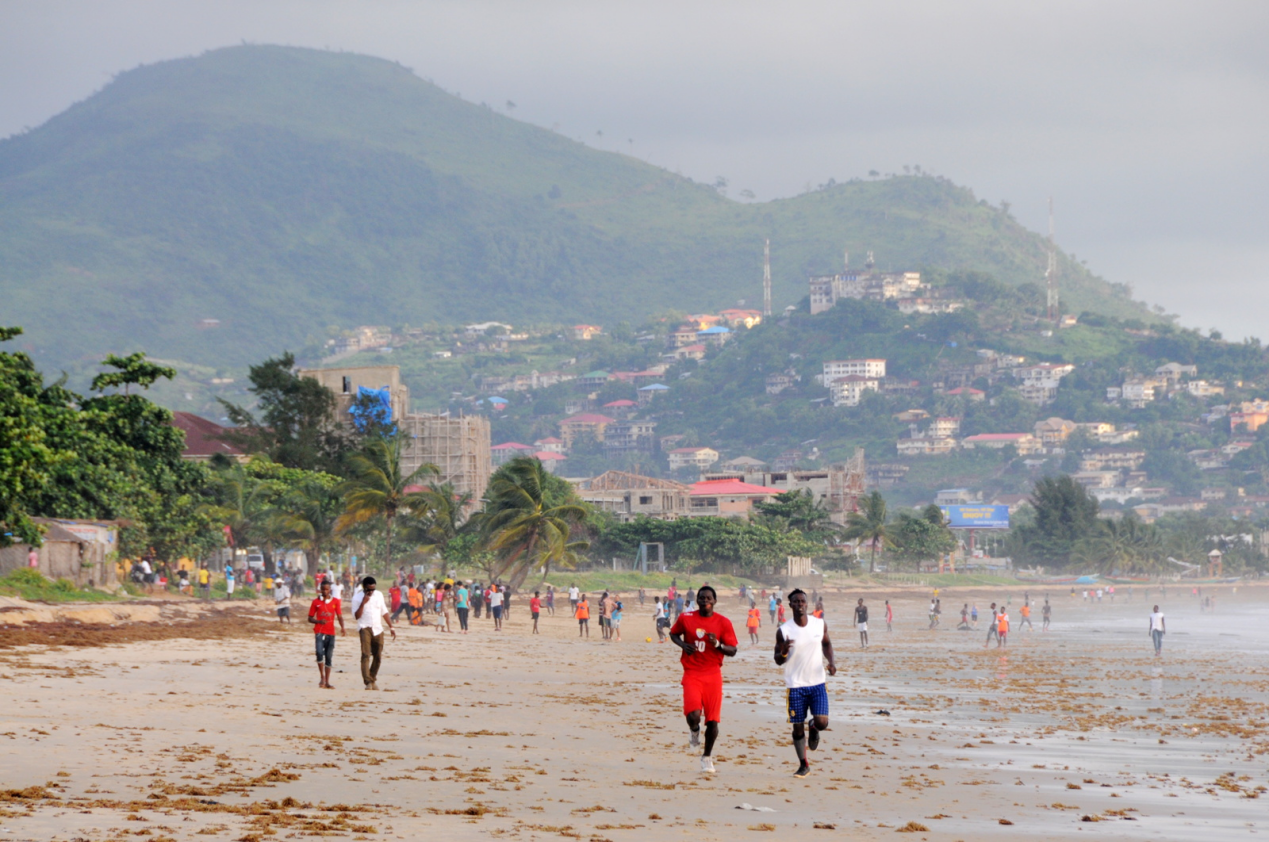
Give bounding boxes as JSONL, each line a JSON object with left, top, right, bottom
{"left": 1046, "top": 197, "right": 1059, "bottom": 322}
{"left": 763, "top": 238, "right": 772, "bottom": 318}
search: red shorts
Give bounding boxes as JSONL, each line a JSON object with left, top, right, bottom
{"left": 682, "top": 671, "right": 724, "bottom": 722}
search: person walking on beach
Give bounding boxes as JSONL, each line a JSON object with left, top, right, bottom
{"left": 274, "top": 577, "right": 291, "bottom": 624}
{"left": 971, "top": 603, "right": 979, "bottom": 628}
{"left": 777, "top": 597, "right": 786, "bottom": 625}
{"left": 599, "top": 591, "right": 613, "bottom": 641}
{"left": 352, "top": 576, "right": 395, "bottom": 690}
{"left": 1149, "top": 604, "right": 1166, "bottom": 656}
{"left": 546, "top": 585, "right": 555, "bottom": 616}
{"left": 928, "top": 598, "right": 937, "bottom": 630}
{"left": 1041, "top": 599, "right": 1051, "bottom": 631}
{"left": 654, "top": 597, "right": 670, "bottom": 642}
{"left": 456, "top": 582, "right": 470, "bottom": 633}
{"left": 575, "top": 593, "right": 590, "bottom": 638}
{"left": 670, "top": 585, "right": 738, "bottom": 775}
{"left": 1019, "top": 601, "right": 1033, "bottom": 632}
{"left": 674, "top": 591, "right": 685, "bottom": 621}
{"left": 853, "top": 598, "right": 869, "bottom": 648}
{"left": 307, "top": 579, "right": 344, "bottom": 689}
{"left": 996, "top": 606, "right": 1009, "bottom": 648}
{"left": 885, "top": 599, "right": 893, "bottom": 632}
{"left": 774, "top": 589, "right": 836, "bottom": 778}
{"left": 489, "top": 584, "right": 504, "bottom": 631}
{"left": 610, "top": 598, "right": 623, "bottom": 642}
{"left": 225, "top": 565, "right": 235, "bottom": 598}
{"left": 746, "top": 602, "right": 762, "bottom": 645}
{"left": 569, "top": 583, "right": 580, "bottom": 614}
{"left": 958, "top": 603, "right": 970, "bottom": 630}
{"left": 530, "top": 591, "right": 542, "bottom": 634}
{"left": 769, "top": 592, "right": 779, "bottom": 624}
{"left": 984, "top": 603, "right": 999, "bottom": 647}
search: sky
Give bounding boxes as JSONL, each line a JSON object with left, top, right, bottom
{"left": 2, "top": 0, "right": 1267, "bottom": 338}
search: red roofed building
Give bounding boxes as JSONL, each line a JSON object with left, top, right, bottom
{"left": 945, "top": 386, "right": 986, "bottom": 401}
{"left": 602, "top": 398, "right": 638, "bottom": 418}
{"left": 534, "top": 436, "right": 566, "bottom": 454}
{"left": 534, "top": 450, "right": 568, "bottom": 473}
{"left": 689, "top": 478, "right": 785, "bottom": 516}
{"left": 559, "top": 413, "right": 617, "bottom": 447}
{"left": 171, "top": 412, "right": 246, "bottom": 462}
{"left": 668, "top": 446, "right": 720, "bottom": 472}
{"left": 490, "top": 441, "right": 536, "bottom": 465}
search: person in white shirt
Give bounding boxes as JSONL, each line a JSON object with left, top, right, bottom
{"left": 489, "top": 584, "right": 505, "bottom": 631}
{"left": 774, "top": 589, "right": 837, "bottom": 778}
{"left": 568, "top": 584, "right": 580, "bottom": 615}
{"left": 331, "top": 577, "right": 344, "bottom": 602}
{"left": 274, "top": 580, "right": 291, "bottom": 624}
{"left": 352, "top": 576, "right": 395, "bottom": 689}
{"left": 1148, "top": 605, "right": 1166, "bottom": 656}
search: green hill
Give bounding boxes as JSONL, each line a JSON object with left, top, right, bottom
{"left": 0, "top": 44, "right": 1150, "bottom": 372}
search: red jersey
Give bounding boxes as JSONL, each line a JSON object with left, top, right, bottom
{"left": 308, "top": 597, "right": 341, "bottom": 635}
{"left": 670, "top": 610, "right": 738, "bottom": 673}
{"left": 530, "top": 597, "right": 542, "bottom": 613}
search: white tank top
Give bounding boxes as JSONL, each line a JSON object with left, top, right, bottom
{"left": 779, "top": 616, "right": 827, "bottom": 688}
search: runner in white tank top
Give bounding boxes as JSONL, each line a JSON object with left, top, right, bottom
{"left": 774, "top": 589, "right": 836, "bottom": 778}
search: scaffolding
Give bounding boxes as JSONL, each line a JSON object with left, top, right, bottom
{"left": 827, "top": 447, "right": 867, "bottom": 524}
{"left": 400, "top": 413, "right": 492, "bottom": 505}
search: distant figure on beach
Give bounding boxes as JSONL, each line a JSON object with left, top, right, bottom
{"left": 885, "top": 599, "right": 893, "bottom": 633}
{"left": 813, "top": 598, "right": 825, "bottom": 619}
{"left": 958, "top": 603, "right": 970, "bottom": 630}
{"left": 984, "top": 603, "right": 999, "bottom": 647}
{"left": 971, "top": 603, "right": 979, "bottom": 628}
{"left": 456, "top": 582, "right": 470, "bottom": 633}
{"left": 489, "top": 584, "right": 504, "bottom": 631}
{"left": 1042, "top": 599, "right": 1051, "bottom": 631}
{"left": 655, "top": 597, "right": 670, "bottom": 642}
{"left": 671, "top": 585, "right": 738, "bottom": 775}
{"left": 575, "top": 593, "right": 590, "bottom": 638}
{"left": 225, "top": 565, "right": 235, "bottom": 598}
{"left": 274, "top": 577, "right": 291, "bottom": 624}
{"left": 928, "top": 599, "right": 937, "bottom": 630}
{"left": 545, "top": 585, "right": 555, "bottom": 616}
{"left": 1149, "top": 604, "right": 1166, "bottom": 656}
{"left": 996, "top": 607, "right": 1009, "bottom": 648}
{"left": 307, "top": 579, "right": 344, "bottom": 689}
{"left": 854, "top": 598, "right": 869, "bottom": 648}
{"left": 674, "top": 591, "right": 685, "bottom": 621}
{"left": 1019, "top": 601, "right": 1033, "bottom": 631}
{"left": 769, "top": 592, "right": 779, "bottom": 624}
{"left": 530, "top": 591, "right": 542, "bottom": 634}
{"left": 777, "top": 598, "right": 786, "bottom": 625}
{"left": 569, "top": 583, "right": 579, "bottom": 614}
{"left": 747, "top": 602, "right": 762, "bottom": 645}
{"left": 352, "top": 576, "right": 395, "bottom": 690}
{"left": 775, "top": 589, "right": 836, "bottom": 778}
{"left": 610, "top": 599, "right": 623, "bottom": 642}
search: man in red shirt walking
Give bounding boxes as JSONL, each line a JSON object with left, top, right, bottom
{"left": 307, "top": 579, "right": 345, "bottom": 689}
{"left": 669, "top": 585, "right": 738, "bottom": 774}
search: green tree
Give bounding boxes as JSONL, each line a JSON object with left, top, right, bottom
{"left": 336, "top": 436, "right": 437, "bottom": 571}
{"left": 0, "top": 327, "right": 59, "bottom": 546}
{"left": 842, "top": 490, "right": 893, "bottom": 573}
{"left": 218, "top": 353, "right": 351, "bottom": 473}
{"left": 891, "top": 504, "right": 956, "bottom": 570}
{"left": 1012, "top": 475, "right": 1100, "bottom": 568}
{"left": 477, "top": 456, "right": 589, "bottom": 587}
{"left": 90, "top": 353, "right": 176, "bottom": 395}
{"left": 755, "top": 489, "right": 838, "bottom": 539}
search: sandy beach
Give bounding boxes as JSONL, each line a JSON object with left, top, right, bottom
{"left": 2, "top": 584, "right": 1267, "bottom": 841}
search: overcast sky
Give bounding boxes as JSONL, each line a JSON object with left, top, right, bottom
{"left": 3, "top": 1, "right": 1266, "bottom": 338}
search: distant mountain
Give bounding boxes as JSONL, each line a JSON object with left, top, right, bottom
{"left": 0, "top": 45, "right": 1151, "bottom": 371}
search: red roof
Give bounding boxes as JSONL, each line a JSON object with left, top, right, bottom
{"left": 690, "top": 479, "right": 784, "bottom": 497}
{"left": 603, "top": 399, "right": 638, "bottom": 407}
{"left": 946, "top": 387, "right": 985, "bottom": 395}
{"left": 534, "top": 436, "right": 564, "bottom": 444}
{"left": 171, "top": 412, "right": 243, "bottom": 458}
{"left": 678, "top": 343, "right": 707, "bottom": 352}
{"left": 534, "top": 451, "right": 567, "bottom": 461}
{"left": 561, "top": 413, "right": 617, "bottom": 424}
{"left": 491, "top": 441, "right": 536, "bottom": 451}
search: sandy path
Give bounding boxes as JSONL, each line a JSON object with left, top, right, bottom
{"left": 1, "top": 588, "right": 1266, "bottom": 841}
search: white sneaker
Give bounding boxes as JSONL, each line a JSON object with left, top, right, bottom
{"left": 700, "top": 756, "right": 716, "bottom": 774}
{"left": 689, "top": 729, "right": 701, "bottom": 749}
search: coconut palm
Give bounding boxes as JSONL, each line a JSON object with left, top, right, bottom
{"left": 274, "top": 477, "right": 342, "bottom": 576}
{"left": 842, "top": 490, "right": 894, "bottom": 574}
{"left": 476, "top": 457, "right": 588, "bottom": 588}
{"left": 336, "top": 436, "right": 437, "bottom": 571}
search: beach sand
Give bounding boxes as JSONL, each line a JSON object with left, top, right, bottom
{"left": 1, "top": 585, "right": 1267, "bottom": 841}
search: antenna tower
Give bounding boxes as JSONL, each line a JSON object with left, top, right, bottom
{"left": 763, "top": 238, "right": 772, "bottom": 317}
{"left": 1045, "top": 197, "right": 1059, "bottom": 321}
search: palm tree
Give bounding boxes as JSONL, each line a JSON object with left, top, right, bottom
{"left": 274, "top": 477, "right": 342, "bottom": 577}
{"left": 202, "top": 462, "right": 270, "bottom": 554}
{"left": 337, "top": 436, "right": 437, "bottom": 571}
{"left": 842, "top": 490, "right": 893, "bottom": 574}
{"left": 401, "top": 482, "right": 473, "bottom": 556}
{"left": 477, "top": 457, "right": 588, "bottom": 588}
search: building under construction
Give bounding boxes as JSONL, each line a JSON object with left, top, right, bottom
{"left": 400, "top": 412, "right": 492, "bottom": 504}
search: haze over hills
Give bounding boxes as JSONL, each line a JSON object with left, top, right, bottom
{"left": 0, "top": 44, "right": 1152, "bottom": 373}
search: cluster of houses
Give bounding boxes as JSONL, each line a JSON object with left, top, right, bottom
{"left": 896, "top": 413, "right": 1140, "bottom": 466}
{"left": 808, "top": 254, "right": 965, "bottom": 316}
{"left": 1106, "top": 363, "right": 1225, "bottom": 407}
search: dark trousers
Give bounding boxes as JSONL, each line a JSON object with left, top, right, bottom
{"left": 359, "top": 628, "right": 383, "bottom": 686}
{"left": 457, "top": 607, "right": 469, "bottom": 631}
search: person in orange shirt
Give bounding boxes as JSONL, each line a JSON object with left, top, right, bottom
{"left": 996, "top": 608, "right": 1009, "bottom": 648}
{"left": 746, "top": 603, "right": 761, "bottom": 645}
{"left": 1019, "top": 602, "right": 1033, "bottom": 632}
{"left": 575, "top": 594, "right": 590, "bottom": 638}
{"left": 407, "top": 584, "right": 424, "bottom": 626}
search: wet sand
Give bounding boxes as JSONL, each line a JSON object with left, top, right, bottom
{"left": 1, "top": 585, "right": 1266, "bottom": 841}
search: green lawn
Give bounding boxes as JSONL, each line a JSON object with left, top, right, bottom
{"left": 0, "top": 569, "right": 126, "bottom": 603}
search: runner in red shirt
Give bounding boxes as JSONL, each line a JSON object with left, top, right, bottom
{"left": 307, "top": 580, "right": 345, "bottom": 689}
{"left": 530, "top": 592, "right": 543, "bottom": 635}
{"left": 669, "top": 585, "right": 738, "bottom": 774}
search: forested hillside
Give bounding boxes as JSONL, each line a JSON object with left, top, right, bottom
{"left": 0, "top": 44, "right": 1151, "bottom": 374}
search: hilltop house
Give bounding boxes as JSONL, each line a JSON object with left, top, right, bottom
{"left": 603, "top": 420, "right": 658, "bottom": 454}
{"left": 961, "top": 432, "right": 1042, "bottom": 455}
{"left": 572, "top": 324, "right": 603, "bottom": 340}
{"left": 688, "top": 478, "right": 784, "bottom": 517}
{"left": 668, "top": 446, "right": 721, "bottom": 472}
{"left": 829, "top": 375, "right": 880, "bottom": 407}
{"left": 822, "top": 359, "right": 887, "bottom": 381}
{"left": 559, "top": 413, "right": 617, "bottom": 447}
{"left": 1033, "top": 417, "right": 1077, "bottom": 447}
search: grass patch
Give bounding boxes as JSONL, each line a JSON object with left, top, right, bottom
{"left": 0, "top": 569, "right": 122, "bottom": 603}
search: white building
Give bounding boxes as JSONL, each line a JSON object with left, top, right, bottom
{"left": 829, "top": 375, "right": 880, "bottom": 407}
{"left": 823, "top": 359, "right": 887, "bottom": 381}
{"left": 668, "top": 447, "right": 721, "bottom": 472}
